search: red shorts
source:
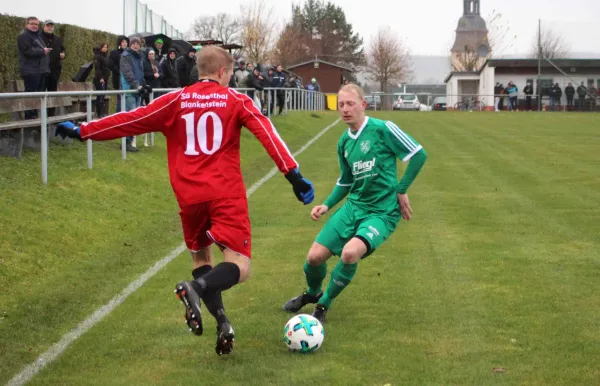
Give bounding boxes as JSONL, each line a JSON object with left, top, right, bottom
{"left": 179, "top": 197, "right": 251, "bottom": 259}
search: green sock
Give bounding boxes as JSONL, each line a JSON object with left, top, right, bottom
{"left": 304, "top": 261, "right": 327, "bottom": 297}
{"left": 319, "top": 260, "right": 357, "bottom": 308}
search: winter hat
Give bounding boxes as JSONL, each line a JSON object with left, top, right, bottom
{"left": 155, "top": 39, "right": 164, "bottom": 44}
{"left": 129, "top": 37, "right": 141, "bottom": 46}
{"left": 189, "top": 46, "right": 197, "bottom": 53}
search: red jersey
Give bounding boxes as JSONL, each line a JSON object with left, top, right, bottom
{"left": 79, "top": 80, "right": 298, "bottom": 207}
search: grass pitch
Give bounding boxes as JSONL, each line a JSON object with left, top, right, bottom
{"left": 1, "top": 111, "right": 599, "bottom": 385}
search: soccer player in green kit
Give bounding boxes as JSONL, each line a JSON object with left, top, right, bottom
{"left": 283, "top": 84, "right": 428, "bottom": 322}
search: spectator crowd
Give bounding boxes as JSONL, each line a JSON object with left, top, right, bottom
{"left": 494, "top": 80, "right": 598, "bottom": 112}
{"left": 16, "top": 16, "right": 325, "bottom": 151}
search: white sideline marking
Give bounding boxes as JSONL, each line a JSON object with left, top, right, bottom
{"left": 7, "top": 117, "right": 342, "bottom": 386}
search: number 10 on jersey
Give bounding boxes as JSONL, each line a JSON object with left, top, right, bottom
{"left": 182, "top": 112, "right": 223, "bottom": 156}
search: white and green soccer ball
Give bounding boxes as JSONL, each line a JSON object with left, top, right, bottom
{"left": 283, "top": 314, "right": 324, "bottom": 353}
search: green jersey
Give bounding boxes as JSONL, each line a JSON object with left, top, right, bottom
{"left": 326, "top": 116, "right": 423, "bottom": 214}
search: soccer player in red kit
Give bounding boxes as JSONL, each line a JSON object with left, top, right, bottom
{"left": 55, "top": 46, "right": 315, "bottom": 356}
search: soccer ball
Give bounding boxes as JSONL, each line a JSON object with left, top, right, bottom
{"left": 283, "top": 314, "right": 324, "bottom": 353}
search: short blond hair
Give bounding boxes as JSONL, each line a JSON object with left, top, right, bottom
{"left": 339, "top": 84, "right": 365, "bottom": 100}
{"left": 197, "top": 46, "right": 234, "bottom": 77}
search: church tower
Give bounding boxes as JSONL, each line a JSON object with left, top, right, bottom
{"left": 451, "top": 0, "right": 490, "bottom": 71}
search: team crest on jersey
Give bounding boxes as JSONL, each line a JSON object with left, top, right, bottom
{"left": 360, "top": 140, "right": 371, "bottom": 154}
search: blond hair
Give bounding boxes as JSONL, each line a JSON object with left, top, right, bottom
{"left": 197, "top": 46, "right": 234, "bottom": 77}
{"left": 339, "top": 84, "right": 365, "bottom": 100}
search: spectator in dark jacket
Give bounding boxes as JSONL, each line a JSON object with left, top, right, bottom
{"left": 119, "top": 36, "right": 145, "bottom": 151}
{"left": 247, "top": 67, "right": 264, "bottom": 108}
{"left": 494, "top": 82, "right": 502, "bottom": 111}
{"left": 176, "top": 47, "right": 197, "bottom": 87}
{"left": 40, "top": 20, "right": 65, "bottom": 116}
{"left": 272, "top": 65, "right": 286, "bottom": 115}
{"left": 160, "top": 48, "right": 179, "bottom": 88}
{"left": 266, "top": 67, "right": 275, "bottom": 113}
{"left": 589, "top": 83, "right": 598, "bottom": 110}
{"left": 153, "top": 39, "right": 166, "bottom": 62}
{"left": 93, "top": 43, "right": 111, "bottom": 117}
{"left": 523, "top": 82, "right": 534, "bottom": 111}
{"left": 576, "top": 82, "right": 587, "bottom": 111}
{"left": 109, "top": 35, "right": 129, "bottom": 112}
{"left": 17, "top": 16, "right": 51, "bottom": 119}
{"left": 564, "top": 83, "right": 575, "bottom": 111}
{"left": 142, "top": 49, "right": 161, "bottom": 105}
{"left": 550, "top": 83, "right": 562, "bottom": 111}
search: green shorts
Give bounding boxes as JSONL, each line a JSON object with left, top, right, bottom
{"left": 315, "top": 201, "right": 400, "bottom": 258}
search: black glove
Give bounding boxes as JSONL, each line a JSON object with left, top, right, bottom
{"left": 285, "top": 168, "right": 315, "bottom": 205}
{"left": 55, "top": 121, "right": 81, "bottom": 140}
{"left": 143, "top": 84, "right": 153, "bottom": 95}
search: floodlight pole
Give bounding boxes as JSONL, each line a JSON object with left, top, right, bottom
{"left": 537, "top": 19, "right": 542, "bottom": 112}
{"left": 122, "top": 0, "right": 126, "bottom": 35}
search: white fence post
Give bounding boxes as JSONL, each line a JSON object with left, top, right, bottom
{"left": 41, "top": 95, "right": 48, "bottom": 184}
{"left": 121, "top": 92, "right": 127, "bottom": 160}
{"left": 86, "top": 95, "right": 93, "bottom": 169}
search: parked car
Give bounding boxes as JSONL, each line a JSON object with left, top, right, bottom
{"left": 433, "top": 96, "right": 447, "bottom": 111}
{"left": 365, "top": 95, "right": 382, "bottom": 110}
{"left": 393, "top": 94, "right": 420, "bottom": 111}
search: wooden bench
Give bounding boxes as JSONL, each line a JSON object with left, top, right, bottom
{"left": 0, "top": 81, "right": 94, "bottom": 158}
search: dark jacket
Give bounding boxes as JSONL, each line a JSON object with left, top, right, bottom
{"left": 247, "top": 72, "right": 264, "bottom": 90}
{"left": 120, "top": 48, "right": 144, "bottom": 90}
{"left": 228, "top": 74, "right": 237, "bottom": 88}
{"left": 41, "top": 31, "right": 65, "bottom": 75}
{"left": 143, "top": 53, "right": 161, "bottom": 89}
{"left": 17, "top": 28, "right": 49, "bottom": 76}
{"left": 159, "top": 49, "right": 179, "bottom": 88}
{"left": 93, "top": 48, "right": 111, "bottom": 83}
{"left": 272, "top": 71, "right": 286, "bottom": 88}
{"left": 524, "top": 85, "right": 534, "bottom": 96}
{"left": 576, "top": 85, "right": 587, "bottom": 98}
{"left": 176, "top": 55, "right": 196, "bottom": 87}
{"left": 565, "top": 85, "right": 575, "bottom": 97}
{"left": 109, "top": 35, "right": 129, "bottom": 88}
{"left": 551, "top": 85, "right": 562, "bottom": 99}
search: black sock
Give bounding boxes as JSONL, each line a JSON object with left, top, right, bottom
{"left": 202, "top": 291, "right": 228, "bottom": 325}
{"left": 192, "top": 265, "right": 212, "bottom": 280}
{"left": 193, "top": 262, "right": 240, "bottom": 294}
{"left": 191, "top": 263, "right": 239, "bottom": 325}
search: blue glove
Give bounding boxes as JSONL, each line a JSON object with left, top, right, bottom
{"left": 55, "top": 121, "right": 81, "bottom": 140}
{"left": 285, "top": 168, "right": 315, "bottom": 205}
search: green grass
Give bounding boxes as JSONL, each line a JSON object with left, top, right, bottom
{"left": 2, "top": 111, "right": 600, "bottom": 385}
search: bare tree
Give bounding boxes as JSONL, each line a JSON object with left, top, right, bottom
{"left": 365, "top": 27, "right": 411, "bottom": 93}
{"left": 239, "top": 0, "right": 279, "bottom": 64}
{"left": 487, "top": 10, "right": 516, "bottom": 56}
{"left": 452, "top": 47, "right": 483, "bottom": 72}
{"left": 530, "top": 27, "right": 569, "bottom": 60}
{"left": 273, "top": 23, "right": 309, "bottom": 67}
{"left": 189, "top": 13, "right": 241, "bottom": 44}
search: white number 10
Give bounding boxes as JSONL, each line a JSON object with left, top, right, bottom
{"left": 182, "top": 112, "right": 223, "bottom": 156}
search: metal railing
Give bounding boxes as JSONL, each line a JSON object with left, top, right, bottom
{"left": 366, "top": 92, "right": 600, "bottom": 112}
{"left": 0, "top": 87, "right": 328, "bottom": 184}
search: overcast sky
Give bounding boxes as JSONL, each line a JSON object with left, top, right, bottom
{"left": 4, "top": 0, "right": 600, "bottom": 56}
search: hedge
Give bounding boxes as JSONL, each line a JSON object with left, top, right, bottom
{"left": 0, "top": 14, "right": 117, "bottom": 91}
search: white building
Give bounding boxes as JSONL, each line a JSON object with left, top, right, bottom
{"left": 445, "top": 58, "right": 600, "bottom": 110}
